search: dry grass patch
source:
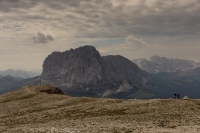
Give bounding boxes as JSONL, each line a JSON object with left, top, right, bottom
{"left": 1, "top": 86, "right": 200, "bottom": 132}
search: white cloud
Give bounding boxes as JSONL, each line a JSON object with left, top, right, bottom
{"left": 99, "top": 35, "right": 149, "bottom": 53}
{"left": 124, "top": 36, "right": 147, "bottom": 50}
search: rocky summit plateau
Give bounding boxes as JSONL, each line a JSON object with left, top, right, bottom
{"left": 39, "top": 46, "right": 152, "bottom": 98}
{"left": 133, "top": 55, "right": 200, "bottom": 73}
{"left": 1, "top": 85, "right": 200, "bottom": 133}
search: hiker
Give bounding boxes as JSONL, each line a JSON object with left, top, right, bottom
{"left": 174, "top": 93, "right": 177, "bottom": 99}
{"left": 39, "top": 80, "right": 41, "bottom": 85}
{"left": 177, "top": 93, "right": 180, "bottom": 99}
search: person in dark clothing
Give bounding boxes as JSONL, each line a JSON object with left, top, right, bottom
{"left": 174, "top": 93, "right": 177, "bottom": 99}
{"left": 177, "top": 93, "right": 180, "bottom": 99}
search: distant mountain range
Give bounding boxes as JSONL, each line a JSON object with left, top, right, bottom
{"left": 0, "top": 76, "right": 39, "bottom": 94}
{"left": 132, "top": 55, "right": 200, "bottom": 73}
{"left": 0, "top": 75, "right": 25, "bottom": 81}
{"left": 0, "top": 69, "right": 41, "bottom": 79}
{"left": 0, "top": 46, "right": 200, "bottom": 99}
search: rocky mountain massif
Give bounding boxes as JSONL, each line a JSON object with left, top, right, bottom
{"left": 133, "top": 55, "right": 200, "bottom": 73}
{"left": 39, "top": 46, "right": 153, "bottom": 98}
{"left": 1, "top": 85, "right": 200, "bottom": 133}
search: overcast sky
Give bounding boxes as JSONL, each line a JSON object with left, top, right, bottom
{"left": 0, "top": 0, "right": 200, "bottom": 72}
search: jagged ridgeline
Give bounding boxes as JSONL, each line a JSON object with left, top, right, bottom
{"left": 40, "top": 46, "right": 153, "bottom": 98}
{"left": 133, "top": 55, "right": 200, "bottom": 73}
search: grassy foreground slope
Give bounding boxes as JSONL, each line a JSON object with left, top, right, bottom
{"left": 0, "top": 85, "right": 200, "bottom": 132}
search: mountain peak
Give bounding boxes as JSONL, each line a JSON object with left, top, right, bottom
{"left": 150, "top": 55, "right": 160, "bottom": 60}
{"left": 40, "top": 46, "right": 150, "bottom": 98}
{"left": 150, "top": 55, "right": 168, "bottom": 62}
{"left": 133, "top": 56, "right": 200, "bottom": 73}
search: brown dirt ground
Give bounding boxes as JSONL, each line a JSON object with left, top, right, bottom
{"left": 0, "top": 85, "right": 200, "bottom": 133}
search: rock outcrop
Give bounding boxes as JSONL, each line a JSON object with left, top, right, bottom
{"left": 133, "top": 55, "right": 200, "bottom": 73}
{"left": 38, "top": 85, "right": 64, "bottom": 95}
{"left": 40, "top": 46, "right": 150, "bottom": 97}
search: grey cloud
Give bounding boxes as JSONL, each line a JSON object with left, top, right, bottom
{"left": 32, "top": 32, "right": 54, "bottom": 44}
{"left": 0, "top": 0, "right": 37, "bottom": 12}
{"left": 1, "top": 0, "right": 200, "bottom": 38}
{"left": 58, "top": 0, "right": 200, "bottom": 38}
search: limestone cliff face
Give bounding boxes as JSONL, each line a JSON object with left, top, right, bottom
{"left": 102, "top": 55, "right": 147, "bottom": 86}
{"left": 40, "top": 46, "right": 149, "bottom": 97}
